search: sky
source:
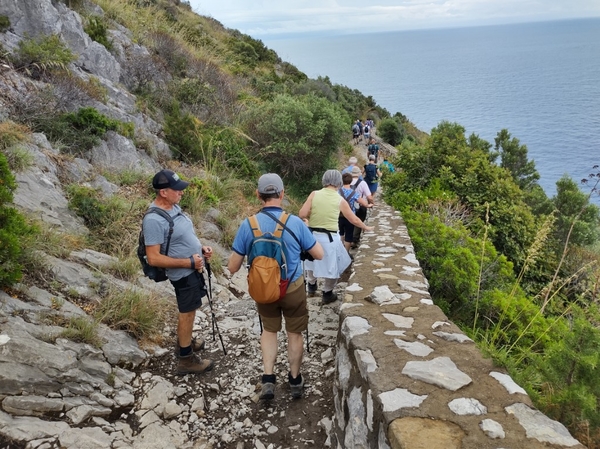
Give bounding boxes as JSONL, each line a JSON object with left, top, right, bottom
{"left": 189, "top": 0, "right": 600, "bottom": 38}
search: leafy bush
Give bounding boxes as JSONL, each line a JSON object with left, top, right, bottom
{"left": 10, "top": 34, "right": 75, "bottom": 78}
{"left": 243, "top": 93, "right": 348, "bottom": 192}
{"left": 0, "top": 153, "right": 37, "bottom": 287}
{"left": 0, "top": 15, "right": 10, "bottom": 33}
{"left": 378, "top": 117, "right": 405, "bottom": 146}
{"left": 84, "top": 16, "right": 113, "bottom": 50}
{"left": 33, "top": 107, "right": 132, "bottom": 153}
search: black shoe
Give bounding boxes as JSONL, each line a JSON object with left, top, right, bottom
{"left": 307, "top": 282, "right": 317, "bottom": 294}
{"left": 322, "top": 291, "right": 338, "bottom": 305}
{"left": 289, "top": 372, "right": 304, "bottom": 399}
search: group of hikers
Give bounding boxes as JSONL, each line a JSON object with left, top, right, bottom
{"left": 142, "top": 122, "right": 395, "bottom": 402}
{"left": 352, "top": 118, "right": 374, "bottom": 145}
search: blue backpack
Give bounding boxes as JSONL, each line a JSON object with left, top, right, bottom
{"left": 364, "top": 164, "right": 378, "bottom": 184}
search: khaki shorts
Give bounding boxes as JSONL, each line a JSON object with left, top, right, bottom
{"left": 256, "top": 276, "right": 308, "bottom": 333}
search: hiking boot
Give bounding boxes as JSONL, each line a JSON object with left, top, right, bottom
{"left": 322, "top": 291, "right": 338, "bottom": 305}
{"left": 177, "top": 354, "right": 214, "bottom": 375}
{"left": 260, "top": 382, "right": 275, "bottom": 400}
{"left": 289, "top": 372, "right": 304, "bottom": 399}
{"left": 175, "top": 337, "right": 206, "bottom": 354}
{"left": 307, "top": 282, "right": 317, "bottom": 294}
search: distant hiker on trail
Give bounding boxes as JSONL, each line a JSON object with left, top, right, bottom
{"left": 350, "top": 165, "right": 373, "bottom": 247}
{"left": 299, "top": 170, "right": 374, "bottom": 305}
{"left": 357, "top": 120, "right": 364, "bottom": 141}
{"left": 227, "top": 174, "right": 323, "bottom": 401}
{"left": 363, "top": 123, "right": 371, "bottom": 141}
{"left": 380, "top": 158, "right": 395, "bottom": 177}
{"left": 143, "top": 169, "right": 215, "bottom": 376}
{"left": 363, "top": 154, "right": 382, "bottom": 195}
{"left": 352, "top": 122, "right": 360, "bottom": 145}
{"left": 338, "top": 172, "right": 370, "bottom": 252}
{"left": 367, "top": 138, "right": 379, "bottom": 161}
{"left": 342, "top": 156, "right": 359, "bottom": 175}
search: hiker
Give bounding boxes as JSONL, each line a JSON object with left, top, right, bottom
{"left": 342, "top": 156, "right": 358, "bottom": 174}
{"left": 299, "top": 170, "right": 374, "bottom": 304}
{"left": 227, "top": 173, "right": 324, "bottom": 401}
{"left": 143, "top": 169, "right": 215, "bottom": 375}
{"left": 363, "top": 123, "right": 370, "bottom": 142}
{"left": 363, "top": 155, "right": 382, "bottom": 195}
{"left": 352, "top": 121, "right": 360, "bottom": 145}
{"left": 367, "top": 138, "right": 379, "bottom": 161}
{"left": 338, "top": 172, "right": 371, "bottom": 252}
{"left": 357, "top": 120, "right": 364, "bottom": 141}
{"left": 380, "top": 158, "right": 395, "bottom": 177}
{"left": 350, "top": 165, "right": 374, "bottom": 247}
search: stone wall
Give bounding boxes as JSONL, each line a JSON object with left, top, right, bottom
{"left": 331, "top": 202, "right": 583, "bottom": 449}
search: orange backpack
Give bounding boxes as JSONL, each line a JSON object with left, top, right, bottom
{"left": 246, "top": 212, "right": 294, "bottom": 304}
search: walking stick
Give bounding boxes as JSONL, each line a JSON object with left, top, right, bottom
{"left": 204, "top": 262, "right": 227, "bottom": 355}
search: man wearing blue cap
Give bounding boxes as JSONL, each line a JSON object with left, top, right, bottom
{"left": 143, "top": 169, "right": 215, "bottom": 375}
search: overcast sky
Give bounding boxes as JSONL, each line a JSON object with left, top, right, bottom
{"left": 189, "top": 0, "right": 600, "bottom": 38}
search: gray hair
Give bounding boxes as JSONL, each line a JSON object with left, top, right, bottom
{"left": 322, "top": 169, "right": 343, "bottom": 188}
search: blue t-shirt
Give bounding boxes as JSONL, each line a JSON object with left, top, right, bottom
{"left": 142, "top": 203, "right": 202, "bottom": 281}
{"left": 231, "top": 207, "right": 317, "bottom": 283}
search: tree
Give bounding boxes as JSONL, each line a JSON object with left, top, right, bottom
{"left": 244, "top": 93, "right": 348, "bottom": 189}
{"left": 378, "top": 117, "right": 405, "bottom": 146}
{"left": 494, "top": 129, "right": 540, "bottom": 192}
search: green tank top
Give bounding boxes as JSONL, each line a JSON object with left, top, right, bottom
{"left": 309, "top": 188, "right": 341, "bottom": 232}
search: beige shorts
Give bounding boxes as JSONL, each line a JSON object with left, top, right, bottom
{"left": 256, "top": 276, "right": 308, "bottom": 333}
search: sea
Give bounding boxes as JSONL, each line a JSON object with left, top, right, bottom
{"left": 264, "top": 18, "right": 600, "bottom": 203}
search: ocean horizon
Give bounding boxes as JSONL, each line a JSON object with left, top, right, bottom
{"left": 265, "top": 18, "right": 600, "bottom": 203}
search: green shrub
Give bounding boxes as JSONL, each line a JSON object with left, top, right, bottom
{"left": 378, "top": 117, "right": 405, "bottom": 146}
{"left": 0, "top": 15, "right": 10, "bottom": 33}
{"left": 11, "top": 34, "right": 75, "bottom": 78}
{"left": 84, "top": 16, "right": 113, "bottom": 50}
{"left": 33, "top": 107, "right": 132, "bottom": 153}
{"left": 66, "top": 185, "right": 108, "bottom": 228}
{"left": 0, "top": 153, "right": 37, "bottom": 288}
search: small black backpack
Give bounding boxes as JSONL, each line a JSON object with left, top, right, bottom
{"left": 137, "top": 208, "right": 174, "bottom": 282}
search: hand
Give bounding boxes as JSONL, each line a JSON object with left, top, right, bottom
{"left": 365, "top": 226, "right": 375, "bottom": 232}
{"left": 202, "top": 246, "right": 213, "bottom": 261}
{"left": 367, "top": 204, "right": 374, "bottom": 208}
{"left": 192, "top": 253, "right": 204, "bottom": 271}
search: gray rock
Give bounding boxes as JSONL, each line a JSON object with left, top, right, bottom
{"left": 58, "top": 426, "right": 114, "bottom": 449}
{"left": 505, "top": 403, "right": 580, "bottom": 446}
{"left": 378, "top": 388, "right": 427, "bottom": 412}
{"left": 89, "top": 132, "right": 159, "bottom": 174}
{"left": 402, "top": 357, "right": 472, "bottom": 391}
{"left": 448, "top": 398, "right": 487, "bottom": 416}
{"left": 2, "top": 396, "right": 64, "bottom": 416}
{"left": 479, "top": 419, "right": 505, "bottom": 439}
{"left": 393, "top": 339, "right": 434, "bottom": 357}
{"left": 0, "top": 410, "right": 70, "bottom": 441}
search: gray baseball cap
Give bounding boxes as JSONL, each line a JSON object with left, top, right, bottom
{"left": 257, "top": 173, "right": 284, "bottom": 194}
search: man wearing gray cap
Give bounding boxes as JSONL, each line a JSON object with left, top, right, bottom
{"left": 227, "top": 173, "right": 324, "bottom": 401}
{"left": 143, "top": 169, "right": 215, "bottom": 375}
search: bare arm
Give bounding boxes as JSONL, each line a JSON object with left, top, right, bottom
{"left": 298, "top": 191, "right": 315, "bottom": 223}
{"left": 146, "top": 245, "right": 205, "bottom": 270}
{"left": 340, "top": 201, "right": 374, "bottom": 231}
{"left": 308, "top": 242, "right": 324, "bottom": 260}
{"left": 227, "top": 252, "right": 245, "bottom": 274}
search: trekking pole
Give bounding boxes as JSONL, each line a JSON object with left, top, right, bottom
{"left": 302, "top": 258, "right": 310, "bottom": 354}
{"left": 204, "top": 263, "right": 227, "bottom": 355}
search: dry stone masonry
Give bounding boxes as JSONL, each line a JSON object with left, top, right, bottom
{"left": 331, "top": 202, "right": 584, "bottom": 449}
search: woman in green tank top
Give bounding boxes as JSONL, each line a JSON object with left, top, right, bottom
{"left": 299, "top": 170, "right": 374, "bottom": 305}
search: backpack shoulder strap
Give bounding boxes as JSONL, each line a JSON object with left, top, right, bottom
{"left": 248, "top": 214, "right": 262, "bottom": 238}
{"left": 260, "top": 210, "right": 299, "bottom": 245}
{"left": 272, "top": 212, "right": 289, "bottom": 239}
{"left": 144, "top": 207, "right": 175, "bottom": 255}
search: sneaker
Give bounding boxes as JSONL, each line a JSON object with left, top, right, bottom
{"left": 289, "top": 373, "right": 304, "bottom": 399}
{"left": 177, "top": 354, "right": 214, "bottom": 375}
{"left": 307, "top": 282, "right": 317, "bottom": 294}
{"left": 322, "top": 291, "right": 338, "bottom": 305}
{"left": 260, "top": 382, "right": 275, "bottom": 400}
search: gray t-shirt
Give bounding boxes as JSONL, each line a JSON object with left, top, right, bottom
{"left": 142, "top": 203, "right": 201, "bottom": 281}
